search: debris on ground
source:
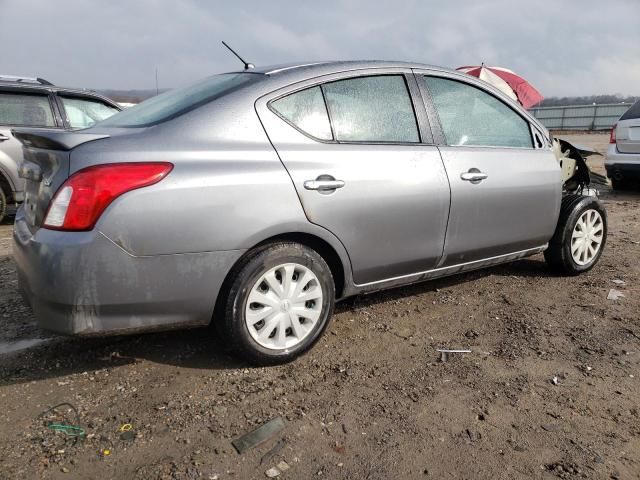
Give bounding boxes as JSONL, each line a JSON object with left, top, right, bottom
{"left": 611, "top": 279, "right": 626, "bottom": 286}
{"left": 607, "top": 289, "right": 625, "bottom": 301}
{"left": 232, "top": 417, "right": 286, "bottom": 454}
{"left": 260, "top": 439, "right": 286, "bottom": 465}
{"left": 437, "top": 349, "right": 472, "bottom": 362}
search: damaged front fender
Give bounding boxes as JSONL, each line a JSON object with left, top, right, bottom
{"left": 552, "top": 137, "right": 607, "bottom": 194}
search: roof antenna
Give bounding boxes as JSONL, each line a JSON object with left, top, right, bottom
{"left": 221, "top": 41, "right": 254, "bottom": 70}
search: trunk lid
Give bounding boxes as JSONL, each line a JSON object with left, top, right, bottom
{"left": 616, "top": 118, "right": 640, "bottom": 154}
{"left": 12, "top": 128, "right": 109, "bottom": 231}
{"left": 616, "top": 101, "right": 640, "bottom": 154}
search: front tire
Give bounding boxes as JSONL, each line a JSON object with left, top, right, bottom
{"left": 219, "top": 242, "right": 335, "bottom": 365}
{"left": 544, "top": 194, "right": 607, "bottom": 275}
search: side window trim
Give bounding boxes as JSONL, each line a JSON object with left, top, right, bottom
{"left": 417, "top": 72, "right": 536, "bottom": 149}
{"left": 404, "top": 73, "right": 432, "bottom": 144}
{"left": 413, "top": 71, "right": 446, "bottom": 146}
{"left": 268, "top": 72, "right": 425, "bottom": 146}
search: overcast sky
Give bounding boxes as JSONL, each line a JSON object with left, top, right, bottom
{"left": 1, "top": 0, "right": 638, "bottom": 97}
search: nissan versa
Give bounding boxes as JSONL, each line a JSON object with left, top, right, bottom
{"left": 12, "top": 61, "right": 607, "bottom": 364}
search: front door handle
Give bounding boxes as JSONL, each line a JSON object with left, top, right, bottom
{"left": 460, "top": 168, "right": 488, "bottom": 183}
{"left": 0, "top": 133, "right": 9, "bottom": 142}
{"left": 304, "top": 176, "right": 345, "bottom": 192}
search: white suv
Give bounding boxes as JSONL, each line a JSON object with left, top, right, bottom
{"left": 606, "top": 100, "right": 640, "bottom": 189}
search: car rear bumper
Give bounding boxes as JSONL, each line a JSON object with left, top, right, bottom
{"left": 605, "top": 145, "right": 640, "bottom": 180}
{"left": 13, "top": 208, "right": 244, "bottom": 336}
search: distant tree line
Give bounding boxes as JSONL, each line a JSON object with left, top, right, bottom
{"left": 538, "top": 95, "right": 638, "bottom": 107}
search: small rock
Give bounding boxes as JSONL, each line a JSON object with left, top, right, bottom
{"left": 276, "top": 461, "right": 290, "bottom": 472}
{"left": 541, "top": 424, "right": 560, "bottom": 432}
{"left": 607, "top": 289, "right": 625, "bottom": 301}
{"left": 61, "top": 467, "right": 69, "bottom": 473}
{"left": 265, "top": 467, "right": 280, "bottom": 478}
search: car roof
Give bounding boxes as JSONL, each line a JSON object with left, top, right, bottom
{"left": 229, "top": 60, "right": 454, "bottom": 87}
{"left": 0, "top": 81, "right": 120, "bottom": 108}
{"left": 251, "top": 60, "right": 447, "bottom": 75}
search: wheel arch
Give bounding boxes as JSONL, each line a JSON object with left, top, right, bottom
{"left": 0, "top": 168, "right": 15, "bottom": 203}
{"left": 212, "top": 228, "right": 353, "bottom": 326}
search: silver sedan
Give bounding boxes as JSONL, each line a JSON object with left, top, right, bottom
{"left": 12, "top": 61, "right": 607, "bottom": 364}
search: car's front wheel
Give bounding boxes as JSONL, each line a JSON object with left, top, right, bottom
{"left": 219, "top": 242, "right": 335, "bottom": 365}
{"left": 544, "top": 194, "right": 607, "bottom": 275}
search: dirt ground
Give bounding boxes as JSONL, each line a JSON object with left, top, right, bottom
{"left": 1, "top": 133, "right": 639, "bottom": 479}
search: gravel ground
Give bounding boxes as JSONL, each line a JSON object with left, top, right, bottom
{"left": 0, "top": 134, "right": 639, "bottom": 479}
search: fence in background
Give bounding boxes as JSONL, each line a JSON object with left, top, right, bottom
{"left": 529, "top": 103, "right": 632, "bottom": 131}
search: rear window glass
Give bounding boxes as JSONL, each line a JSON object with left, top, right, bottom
{"left": 0, "top": 93, "right": 55, "bottom": 127}
{"left": 98, "top": 73, "right": 260, "bottom": 127}
{"left": 60, "top": 97, "right": 119, "bottom": 129}
{"left": 270, "top": 86, "right": 332, "bottom": 140}
{"left": 620, "top": 100, "right": 640, "bottom": 121}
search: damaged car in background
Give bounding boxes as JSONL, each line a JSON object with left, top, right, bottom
{"left": 12, "top": 61, "right": 607, "bottom": 365}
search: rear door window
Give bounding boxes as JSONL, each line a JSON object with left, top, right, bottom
{"left": 270, "top": 86, "right": 332, "bottom": 140}
{"left": 60, "top": 97, "right": 119, "bottom": 129}
{"left": 323, "top": 75, "right": 419, "bottom": 143}
{"left": 424, "top": 76, "right": 533, "bottom": 148}
{"left": 0, "top": 93, "right": 55, "bottom": 127}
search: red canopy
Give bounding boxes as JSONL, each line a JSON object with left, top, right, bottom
{"left": 457, "top": 65, "right": 543, "bottom": 109}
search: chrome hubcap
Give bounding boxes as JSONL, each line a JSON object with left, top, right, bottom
{"left": 245, "top": 263, "right": 323, "bottom": 350}
{"left": 571, "top": 209, "right": 604, "bottom": 266}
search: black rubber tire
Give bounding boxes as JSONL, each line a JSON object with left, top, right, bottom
{"left": 544, "top": 194, "right": 607, "bottom": 275}
{"left": 218, "top": 242, "right": 335, "bottom": 365}
{"left": 0, "top": 186, "right": 7, "bottom": 224}
{"left": 610, "top": 178, "right": 627, "bottom": 190}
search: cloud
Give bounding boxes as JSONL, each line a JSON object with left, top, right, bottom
{"left": 0, "top": 0, "right": 638, "bottom": 96}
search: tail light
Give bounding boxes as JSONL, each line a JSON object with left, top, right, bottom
{"left": 609, "top": 124, "right": 617, "bottom": 144}
{"left": 44, "top": 162, "right": 173, "bottom": 231}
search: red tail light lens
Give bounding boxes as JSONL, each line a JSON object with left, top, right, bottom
{"left": 44, "top": 162, "right": 173, "bottom": 231}
{"left": 609, "top": 124, "right": 617, "bottom": 144}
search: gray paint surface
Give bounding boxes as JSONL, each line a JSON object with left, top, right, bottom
{"left": 13, "top": 61, "right": 563, "bottom": 336}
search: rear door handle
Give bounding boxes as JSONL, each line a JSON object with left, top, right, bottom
{"left": 0, "top": 133, "right": 9, "bottom": 142}
{"left": 460, "top": 169, "right": 488, "bottom": 183}
{"left": 304, "top": 177, "right": 345, "bottom": 192}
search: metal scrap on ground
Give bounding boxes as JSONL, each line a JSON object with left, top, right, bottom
{"left": 232, "top": 416, "right": 286, "bottom": 454}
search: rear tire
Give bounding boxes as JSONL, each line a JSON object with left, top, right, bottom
{"left": 610, "top": 178, "right": 627, "bottom": 190}
{"left": 544, "top": 194, "right": 607, "bottom": 275}
{"left": 0, "top": 187, "right": 7, "bottom": 224}
{"left": 218, "top": 242, "right": 335, "bottom": 365}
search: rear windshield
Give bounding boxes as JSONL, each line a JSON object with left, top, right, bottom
{"left": 620, "top": 100, "right": 640, "bottom": 121}
{"left": 98, "top": 73, "right": 261, "bottom": 127}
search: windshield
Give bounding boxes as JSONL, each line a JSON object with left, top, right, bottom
{"left": 98, "top": 73, "right": 261, "bottom": 128}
